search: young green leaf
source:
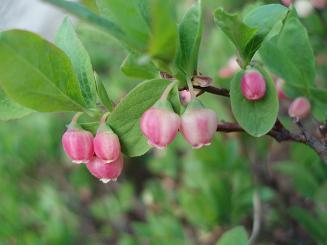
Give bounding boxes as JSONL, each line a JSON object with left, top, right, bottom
{"left": 175, "top": 0, "right": 203, "bottom": 79}
{"left": 43, "top": 0, "right": 129, "bottom": 47}
{"left": 214, "top": 8, "right": 258, "bottom": 68}
{"left": 148, "top": 0, "right": 178, "bottom": 65}
{"left": 243, "top": 4, "right": 288, "bottom": 37}
{"left": 94, "top": 73, "right": 114, "bottom": 111}
{"left": 120, "top": 53, "right": 159, "bottom": 79}
{"left": 216, "top": 226, "right": 249, "bottom": 245}
{"left": 214, "top": 5, "right": 288, "bottom": 68}
{"left": 0, "top": 30, "right": 87, "bottom": 112}
{"left": 260, "top": 9, "right": 315, "bottom": 94}
{"left": 230, "top": 70, "right": 279, "bottom": 137}
{"left": 96, "top": 0, "right": 151, "bottom": 52}
{"left": 107, "top": 79, "right": 181, "bottom": 157}
{"left": 0, "top": 88, "right": 33, "bottom": 121}
{"left": 56, "top": 18, "right": 97, "bottom": 108}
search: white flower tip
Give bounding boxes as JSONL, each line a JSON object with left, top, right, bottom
{"left": 100, "top": 178, "right": 112, "bottom": 184}
{"left": 72, "top": 160, "right": 87, "bottom": 164}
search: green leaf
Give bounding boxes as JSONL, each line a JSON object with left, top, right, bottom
{"left": 216, "top": 226, "right": 249, "bottom": 245}
{"left": 260, "top": 9, "right": 315, "bottom": 96}
{"left": 0, "top": 30, "right": 87, "bottom": 112}
{"left": 214, "top": 5, "right": 288, "bottom": 68}
{"left": 96, "top": 0, "right": 151, "bottom": 52}
{"left": 230, "top": 70, "right": 279, "bottom": 137}
{"left": 175, "top": 0, "right": 203, "bottom": 79}
{"left": 0, "top": 88, "right": 33, "bottom": 120}
{"left": 310, "top": 88, "right": 327, "bottom": 121}
{"left": 120, "top": 53, "right": 159, "bottom": 79}
{"left": 214, "top": 8, "right": 258, "bottom": 68}
{"left": 43, "top": 0, "right": 129, "bottom": 47}
{"left": 243, "top": 4, "right": 288, "bottom": 37}
{"left": 289, "top": 207, "right": 327, "bottom": 243}
{"left": 148, "top": 0, "right": 178, "bottom": 65}
{"left": 107, "top": 79, "right": 181, "bottom": 157}
{"left": 94, "top": 73, "right": 114, "bottom": 111}
{"left": 56, "top": 17, "right": 97, "bottom": 108}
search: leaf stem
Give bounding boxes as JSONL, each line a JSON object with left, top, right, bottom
{"left": 100, "top": 111, "right": 111, "bottom": 125}
{"left": 71, "top": 112, "right": 83, "bottom": 123}
{"left": 186, "top": 79, "right": 196, "bottom": 100}
{"left": 160, "top": 80, "right": 178, "bottom": 101}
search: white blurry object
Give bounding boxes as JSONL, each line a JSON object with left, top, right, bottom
{"left": 295, "top": 0, "right": 314, "bottom": 17}
{"left": 0, "top": 0, "right": 76, "bottom": 40}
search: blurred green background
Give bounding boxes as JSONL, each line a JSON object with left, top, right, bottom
{"left": 0, "top": 0, "right": 326, "bottom": 244}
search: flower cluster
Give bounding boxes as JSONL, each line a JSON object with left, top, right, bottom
{"left": 141, "top": 83, "right": 218, "bottom": 149}
{"left": 62, "top": 113, "right": 123, "bottom": 183}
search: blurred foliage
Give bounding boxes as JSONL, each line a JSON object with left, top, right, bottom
{"left": 0, "top": 0, "right": 326, "bottom": 244}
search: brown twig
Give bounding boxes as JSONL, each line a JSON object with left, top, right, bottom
{"left": 201, "top": 82, "right": 327, "bottom": 162}
{"left": 194, "top": 85, "right": 230, "bottom": 97}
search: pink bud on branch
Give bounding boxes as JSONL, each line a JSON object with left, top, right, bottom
{"left": 86, "top": 156, "right": 124, "bottom": 183}
{"left": 140, "top": 104, "right": 180, "bottom": 149}
{"left": 179, "top": 90, "right": 192, "bottom": 106}
{"left": 180, "top": 99, "right": 218, "bottom": 148}
{"left": 62, "top": 113, "right": 94, "bottom": 164}
{"left": 94, "top": 112, "right": 121, "bottom": 163}
{"left": 241, "top": 69, "right": 266, "bottom": 101}
{"left": 288, "top": 97, "right": 311, "bottom": 120}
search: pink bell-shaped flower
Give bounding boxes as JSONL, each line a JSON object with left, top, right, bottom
{"left": 288, "top": 97, "right": 311, "bottom": 120}
{"left": 180, "top": 99, "right": 218, "bottom": 149}
{"left": 241, "top": 69, "right": 266, "bottom": 101}
{"left": 86, "top": 156, "right": 124, "bottom": 183}
{"left": 94, "top": 113, "right": 121, "bottom": 163}
{"left": 140, "top": 100, "right": 180, "bottom": 149}
{"left": 62, "top": 113, "right": 94, "bottom": 164}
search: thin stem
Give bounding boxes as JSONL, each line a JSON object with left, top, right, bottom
{"left": 71, "top": 112, "right": 83, "bottom": 123}
{"left": 186, "top": 79, "right": 196, "bottom": 100}
{"left": 249, "top": 190, "right": 261, "bottom": 245}
{"left": 100, "top": 112, "right": 111, "bottom": 125}
{"left": 160, "top": 80, "right": 179, "bottom": 101}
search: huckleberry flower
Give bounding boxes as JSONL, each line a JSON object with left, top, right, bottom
{"left": 62, "top": 113, "right": 94, "bottom": 164}
{"left": 86, "top": 156, "right": 124, "bottom": 183}
{"left": 140, "top": 100, "right": 180, "bottom": 149}
{"left": 288, "top": 97, "right": 311, "bottom": 120}
{"left": 241, "top": 69, "right": 266, "bottom": 101}
{"left": 180, "top": 99, "right": 218, "bottom": 148}
{"left": 94, "top": 113, "right": 121, "bottom": 163}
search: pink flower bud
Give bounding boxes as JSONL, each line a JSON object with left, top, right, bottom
{"left": 86, "top": 156, "right": 124, "bottom": 183}
{"left": 180, "top": 100, "right": 218, "bottom": 148}
{"left": 311, "top": 0, "right": 326, "bottom": 9}
{"left": 62, "top": 126, "right": 94, "bottom": 164}
{"left": 179, "top": 90, "right": 192, "bottom": 106}
{"left": 275, "top": 78, "right": 287, "bottom": 100}
{"left": 281, "top": 0, "right": 293, "bottom": 7}
{"left": 140, "top": 101, "right": 180, "bottom": 149}
{"left": 288, "top": 97, "right": 311, "bottom": 120}
{"left": 218, "top": 56, "right": 241, "bottom": 78}
{"left": 241, "top": 69, "right": 266, "bottom": 101}
{"left": 94, "top": 124, "right": 121, "bottom": 163}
